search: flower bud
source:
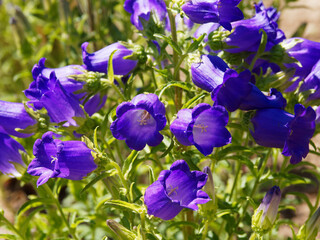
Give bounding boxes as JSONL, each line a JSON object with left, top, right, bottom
{"left": 297, "top": 206, "right": 320, "bottom": 240}
{"left": 106, "top": 219, "right": 136, "bottom": 240}
{"left": 252, "top": 186, "right": 281, "bottom": 234}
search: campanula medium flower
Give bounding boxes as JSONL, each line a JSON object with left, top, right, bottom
{"left": 24, "top": 72, "right": 85, "bottom": 126}
{"left": 0, "top": 101, "right": 36, "bottom": 138}
{"left": 144, "top": 159, "right": 210, "bottom": 220}
{"left": 191, "top": 55, "right": 229, "bottom": 92}
{"left": 255, "top": 0, "right": 280, "bottom": 23}
{"left": 110, "top": 93, "right": 166, "bottom": 151}
{"left": 225, "top": 9, "right": 285, "bottom": 53}
{"left": 250, "top": 104, "right": 316, "bottom": 164}
{"left": 252, "top": 186, "right": 281, "bottom": 234}
{"left": 82, "top": 42, "right": 138, "bottom": 76}
{"left": 32, "top": 58, "right": 107, "bottom": 116}
{"left": 182, "top": 0, "right": 244, "bottom": 31}
{"left": 299, "top": 59, "right": 320, "bottom": 101}
{"left": 211, "top": 69, "right": 287, "bottom": 112}
{"left": 27, "top": 131, "right": 97, "bottom": 187}
{"left": 124, "top": 0, "right": 167, "bottom": 30}
{"left": 0, "top": 133, "right": 25, "bottom": 176}
{"left": 170, "top": 103, "right": 231, "bottom": 156}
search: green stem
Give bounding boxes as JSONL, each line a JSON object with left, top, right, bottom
{"left": 201, "top": 220, "right": 209, "bottom": 240}
{"left": 249, "top": 232, "right": 257, "bottom": 240}
{"left": 42, "top": 184, "right": 79, "bottom": 240}
{"left": 0, "top": 213, "right": 25, "bottom": 240}
{"left": 228, "top": 162, "right": 241, "bottom": 201}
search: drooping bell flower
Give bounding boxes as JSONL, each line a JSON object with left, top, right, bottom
{"left": 211, "top": 69, "right": 287, "bottom": 112}
{"left": 182, "top": 0, "right": 243, "bottom": 31}
{"left": 224, "top": 9, "right": 285, "bottom": 53}
{"left": 24, "top": 72, "right": 85, "bottom": 126}
{"left": 31, "top": 58, "right": 106, "bottom": 116}
{"left": 110, "top": 93, "right": 166, "bottom": 151}
{"left": 82, "top": 42, "right": 138, "bottom": 76}
{"left": 27, "top": 131, "right": 97, "bottom": 186}
{"left": 191, "top": 55, "right": 229, "bottom": 92}
{"left": 144, "top": 159, "right": 210, "bottom": 220}
{"left": 284, "top": 38, "right": 320, "bottom": 89}
{"left": 252, "top": 186, "right": 281, "bottom": 234}
{"left": 32, "top": 58, "right": 85, "bottom": 94}
{"left": 0, "top": 133, "right": 25, "bottom": 176}
{"left": 124, "top": 0, "right": 167, "bottom": 31}
{"left": 250, "top": 104, "right": 316, "bottom": 164}
{"left": 0, "top": 101, "right": 36, "bottom": 138}
{"left": 170, "top": 103, "right": 231, "bottom": 156}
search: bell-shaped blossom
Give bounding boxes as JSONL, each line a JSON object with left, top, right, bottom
{"left": 211, "top": 69, "right": 287, "bottom": 111}
{"left": 182, "top": 0, "right": 243, "bottom": 31}
{"left": 32, "top": 58, "right": 85, "bottom": 94}
{"left": 0, "top": 133, "right": 25, "bottom": 176}
{"left": 32, "top": 58, "right": 106, "bottom": 116}
{"left": 144, "top": 160, "right": 210, "bottom": 220}
{"left": 24, "top": 72, "right": 85, "bottom": 126}
{"left": 110, "top": 93, "right": 166, "bottom": 151}
{"left": 124, "top": 0, "right": 167, "bottom": 30}
{"left": 252, "top": 186, "right": 281, "bottom": 234}
{"left": 225, "top": 9, "right": 285, "bottom": 53}
{"left": 82, "top": 42, "right": 138, "bottom": 76}
{"left": 191, "top": 55, "right": 229, "bottom": 92}
{"left": 250, "top": 104, "right": 316, "bottom": 164}
{"left": 284, "top": 38, "right": 320, "bottom": 90}
{"left": 255, "top": 0, "right": 280, "bottom": 23}
{"left": 0, "top": 101, "right": 36, "bottom": 138}
{"left": 170, "top": 103, "right": 231, "bottom": 156}
{"left": 27, "top": 131, "right": 97, "bottom": 186}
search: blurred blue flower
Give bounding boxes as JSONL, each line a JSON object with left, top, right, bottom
{"left": 211, "top": 69, "right": 287, "bottom": 111}
{"left": 0, "top": 133, "right": 25, "bottom": 176}
{"left": 250, "top": 104, "right": 316, "bottom": 164}
{"left": 225, "top": 9, "right": 285, "bottom": 53}
{"left": 182, "top": 0, "right": 243, "bottom": 31}
{"left": 124, "top": 0, "right": 167, "bottom": 30}
{"left": 284, "top": 38, "right": 320, "bottom": 91}
{"left": 27, "top": 131, "right": 97, "bottom": 187}
{"left": 191, "top": 55, "right": 229, "bottom": 92}
{"left": 170, "top": 103, "right": 231, "bottom": 156}
{"left": 144, "top": 159, "right": 210, "bottom": 220}
{"left": 110, "top": 93, "right": 166, "bottom": 151}
{"left": 24, "top": 72, "right": 85, "bottom": 126}
{"left": 0, "top": 101, "right": 36, "bottom": 138}
{"left": 252, "top": 186, "right": 281, "bottom": 234}
{"left": 82, "top": 42, "right": 138, "bottom": 76}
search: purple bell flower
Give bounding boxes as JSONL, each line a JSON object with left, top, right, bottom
{"left": 144, "top": 159, "right": 210, "bottom": 220}
{"left": 225, "top": 9, "right": 285, "bottom": 53}
{"left": 252, "top": 186, "right": 281, "bottom": 233}
{"left": 284, "top": 38, "right": 320, "bottom": 91}
{"left": 110, "top": 93, "right": 166, "bottom": 151}
{"left": 191, "top": 55, "right": 229, "bottom": 92}
{"left": 250, "top": 104, "right": 316, "bottom": 164}
{"left": 299, "top": 59, "right": 320, "bottom": 101}
{"left": 0, "top": 133, "right": 25, "bottom": 176}
{"left": 32, "top": 58, "right": 85, "bottom": 94}
{"left": 255, "top": 0, "right": 280, "bottom": 23}
{"left": 32, "top": 58, "right": 106, "bottom": 116}
{"left": 124, "top": 0, "right": 167, "bottom": 30}
{"left": 27, "top": 131, "right": 97, "bottom": 187}
{"left": 182, "top": 0, "right": 243, "bottom": 31}
{"left": 24, "top": 72, "right": 85, "bottom": 126}
{"left": 82, "top": 42, "right": 138, "bottom": 76}
{"left": 0, "top": 101, "right": 36, "bottom": 138}
{"left": 170, "top": 103, "right": 232, "bottom": 156}
{"left": 211, "top": 69, "right": 287, "bottom": 111}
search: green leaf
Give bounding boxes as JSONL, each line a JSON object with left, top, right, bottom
{"left": 17, "top": 198, "right": 54, "bottom": 215}
{"left": 154, "top": 33, "right": 182, "bottom": 55}
{"left": 80, "top": 172, "right": 113, "bottom": 197}
{"left": 187, "top": 34, "right": 206, "bottom": 53}
{"left": 156, "top": 81, "right": 193, "bottom": 99}
{"left": 182, "top": 92, "right": 208, "bottom": 109}
{"left": 108, "top": 49, "right": 117, "bottom": 82}
{"left": 0, "top": 234, "right": 17, "bottom": 240}
{"left": 122, "top": 150, "right": 140, "bottom": 179}
{"left": 104, "top": 200, "right": 143, "bottom": 214}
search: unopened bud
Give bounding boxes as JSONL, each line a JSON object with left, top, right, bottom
{"left": 106, "top": 219, "right": 136, "bottom": 240}
{"left": 297, "top": 206, "right": 320, "bottom": 240}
